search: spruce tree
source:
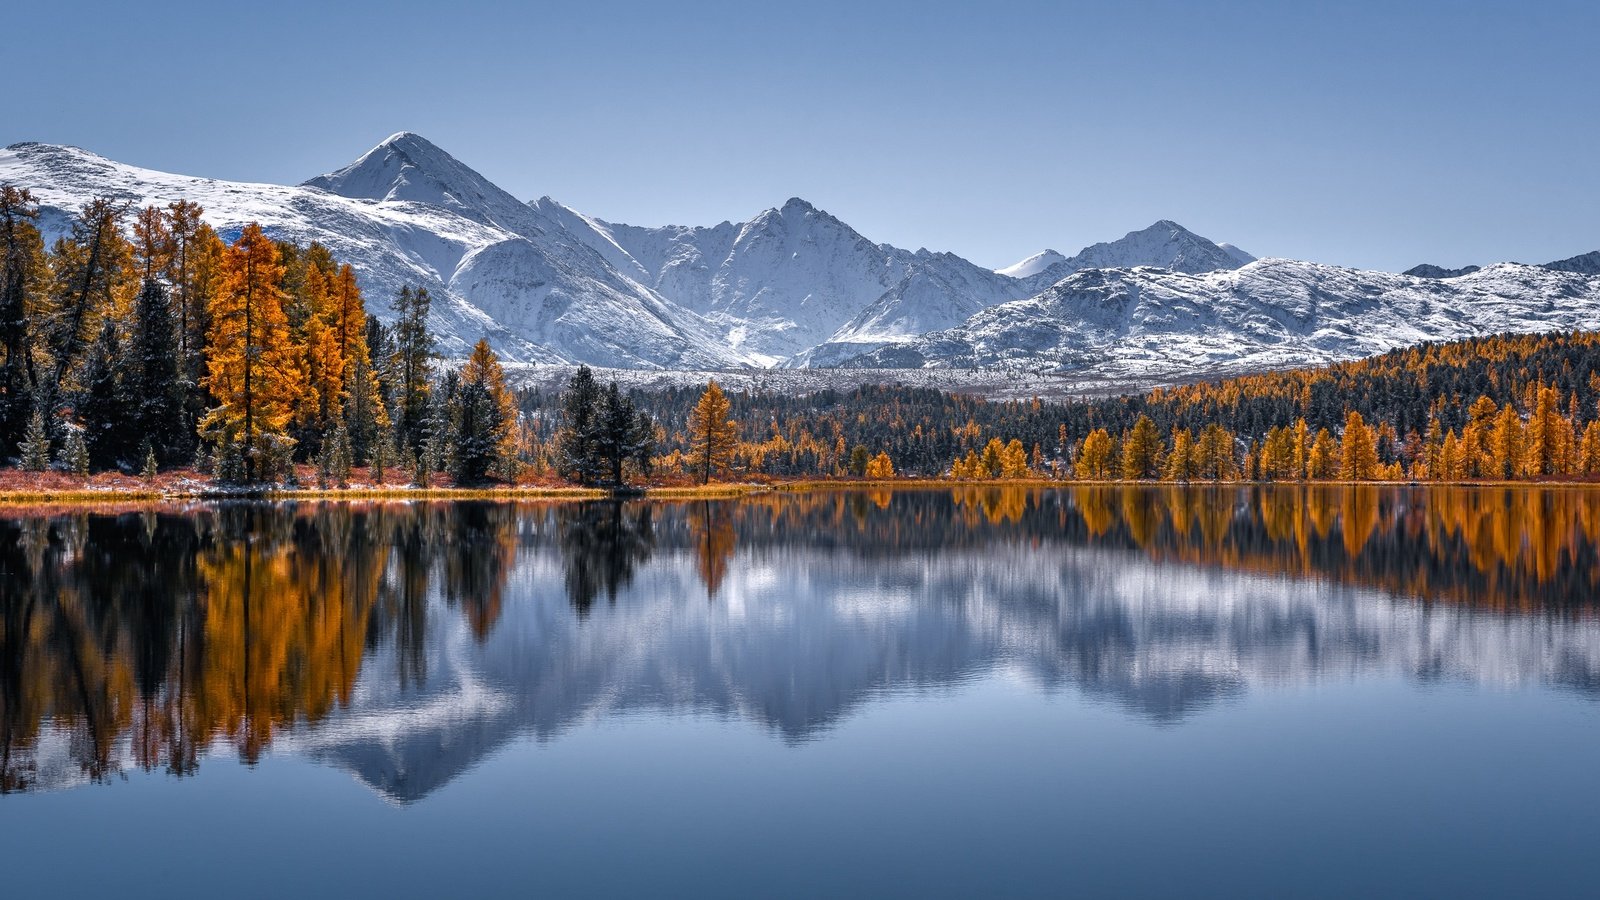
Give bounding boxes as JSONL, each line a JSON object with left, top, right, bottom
{"left": 0, "top": 185, "right": 43, "bottom": 451}
{"left": 129, "top": 277, "right": 184, "bottom": 462}
{"left": 80, "top": 320, "right": 133, "bottom": 469}
{"left": 554, "top": 365, "right": 602, "bottom": 485}
{"left": 60, "top": 424, "right": 89, "bottom": 478}
{"left": 19, "top": 405, "right": 49, "bottom": 472}
{"left": 393, "top": 286, "right": 434, "bottom": 452}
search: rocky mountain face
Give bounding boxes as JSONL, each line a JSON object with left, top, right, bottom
{"left": 4, "top": 132, "right": 1595, "bottom": 382}
{"left": 834, "top": 260, "right": 1600, "bottom": 380}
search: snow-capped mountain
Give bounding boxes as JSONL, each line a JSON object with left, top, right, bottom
{"left": 996, "top": 249, "right": 1067, "bottom": 278}
{"left": 532, "top": 196, "right": 1034, "bottom": 363}
{"left": 834, "top": 259, "right": 1600, "bottom": 379}
{"left": 6, "top": 131, "right": 1596, "bottom": 384}
{"left": 1011, "top": 219, "right": 1256, "bottom": 294}
{"left": 1404, "top": 263, "right": 1482, "bottom": 279}
{"left": 0, "top": 135, "right": 744, "bottom": 369}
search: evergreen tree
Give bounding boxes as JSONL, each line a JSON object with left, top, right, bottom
{"left": 555, "top": 365, "right": 603, "bottom": 485}
{"left": 594, "top": 382, "right": 653, "bottom": 486}
{"left": 18, "top": 405, "right": 48, "bottom": 472}
{"left": 449, "top": 340, "right": 517, "bottom": 485}
{"left": 342, "top": 352, "right": 389, "bottom": 465}
{"left": 80, "top": 320, "right": 133, "bottom": 469}
{"left": 129, "top": 277, "right": 184, "bottom": 462}
{"left": 392, "top": 285, "right": 434, "bottom": 452}
{"left": 849, "top": 444, "right": 870, "bottom": 476}
{"left": 59, "top": 422, "right": 89, "bottom": 477}
{"left": 0, "top": 185, "right": 44, "bottom": 452}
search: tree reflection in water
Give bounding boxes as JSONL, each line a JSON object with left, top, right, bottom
{"left": 3, "top": 486, "right": 1600, "bottom": 794}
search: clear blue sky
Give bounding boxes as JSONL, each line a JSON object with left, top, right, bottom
{"left": 5, "top": 0, "right": 1596, "bottom": 271}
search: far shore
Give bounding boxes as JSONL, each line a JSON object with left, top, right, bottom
{"left": 4, "top": 473, "right": 1600, "bottom": 506}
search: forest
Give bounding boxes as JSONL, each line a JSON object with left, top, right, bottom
{"left": 0, "top": 186, "right": 522, "bottom": 486}
{"left": 8, "top": 184, "right": 1600, "bottom": 489}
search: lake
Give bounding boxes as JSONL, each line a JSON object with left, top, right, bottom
{"left": 1, "top": 486, "right": 1598, "bottom": 898}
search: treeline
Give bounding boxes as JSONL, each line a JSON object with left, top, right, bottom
{"left": 517, "top": 331, "right": 1600, "bottom": 483}
{"left": 0, "top": 186, "right": 521, "bottom": 484}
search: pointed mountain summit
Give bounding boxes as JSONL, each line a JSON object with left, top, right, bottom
{"left": 1011, "top": 220, "right": 1254, "bottom": 293}
{"left": 304, "top": 132, "right": 529, "bottom": 223}
{"left": 997, "top": 250, "right": 1067, "bottom": 278}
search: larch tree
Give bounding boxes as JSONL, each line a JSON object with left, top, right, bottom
{"left": 202, "top": 223, "right": 304, "bottom": 480}
{"left": 1075, "top": 428, "right": 1115, "bottom": 480}
{"left": 1338, "top": 411, "right": 1379, "bottom": 480}
{"left": 688, "top": 379, "right": 738, "bottom": 484}
{"left": 1120, "top": 414, "right": 1162, "bottom": 480}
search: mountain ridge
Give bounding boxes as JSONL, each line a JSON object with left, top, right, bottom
{"left": 5, "top": 132, "right": 1595, "bottom": 383}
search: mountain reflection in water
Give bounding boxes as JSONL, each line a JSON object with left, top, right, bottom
{"left": 2, "top": 486, "right": 1598, "bottom": 801}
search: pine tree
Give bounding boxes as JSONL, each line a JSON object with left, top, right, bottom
{"left": 141, "top": 442, "right": 158, "bottom": 481}
{"left": 688, "top": 380, "right": 738, "bottom": 484}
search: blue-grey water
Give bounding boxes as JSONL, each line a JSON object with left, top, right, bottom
{"left": 1, "top": 486, "right": 1598, "bottom": 897}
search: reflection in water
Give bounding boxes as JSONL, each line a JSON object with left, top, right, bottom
{"left": 2, "top": 486, "right": 1599, "bottom": 800}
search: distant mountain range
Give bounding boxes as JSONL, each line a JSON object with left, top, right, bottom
{"left": 2, "top": 133, "right": 1597, "bottom": 381}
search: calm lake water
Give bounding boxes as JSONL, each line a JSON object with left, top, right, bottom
{"left": 2, "top": 486, "right": 1598, "bottom": 898}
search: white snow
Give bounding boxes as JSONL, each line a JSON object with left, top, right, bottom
{"left": 4, "top": 134, "right": 1592, "bottom": 388}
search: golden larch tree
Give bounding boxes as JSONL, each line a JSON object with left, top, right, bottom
{"left": 688, "top": 379, "right": 738, "bottom": 484}
{"left": 202, "top": 223, "right": 305, "bottom": 477}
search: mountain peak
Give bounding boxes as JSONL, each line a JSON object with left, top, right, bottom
{"left": 303, "top": 132, "right": 523, "bottom": 217}
{"left": 996, "top": 249, "right": 1067, "bottom": 279}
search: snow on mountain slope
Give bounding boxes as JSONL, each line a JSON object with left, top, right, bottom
{"left": 996, "top": 249, "right": 1067, "bottom": 278}
{"left": 1015, "top": 220, "right": 1254, "bottom": 294}
{"left": 833, "top": 259, "right": 1600, "bottom": 379}
{"left": 0, "top": 136, "right": 745, "bottom": 368}
{"left": 538, "top": 197, "right": 1036, "bottom": 362}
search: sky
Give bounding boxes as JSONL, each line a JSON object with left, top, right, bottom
{"left": 5, "top": 0, "right": 1597, "bottom": 271}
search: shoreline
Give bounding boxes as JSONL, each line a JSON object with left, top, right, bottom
{"left": 3, "top": 476, "right": 1599, "bottom": 506}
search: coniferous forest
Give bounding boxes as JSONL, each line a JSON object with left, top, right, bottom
{"left": 8, "top": 185, "right": 1600, "bottom": 490}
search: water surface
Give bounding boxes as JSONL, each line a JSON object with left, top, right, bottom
{"left": 2, "top": 486, "right": 1598, "bottom": 897}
